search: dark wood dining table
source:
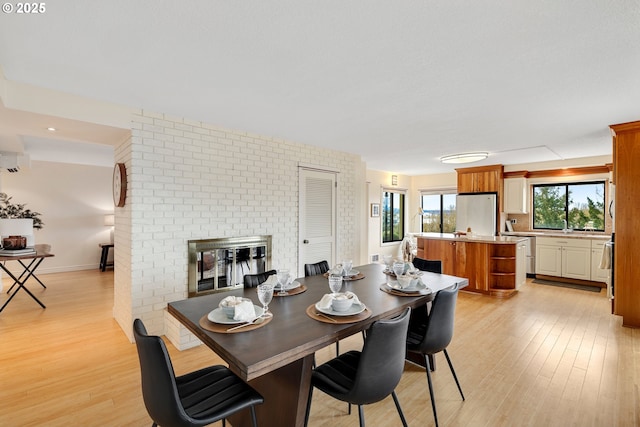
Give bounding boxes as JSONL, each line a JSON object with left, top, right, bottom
{"left": 168, "top": 263, "right": 468, "bottom": 427}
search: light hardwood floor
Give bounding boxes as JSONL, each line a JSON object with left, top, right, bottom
{"left": 1, "top": 270, "right": 639, "bottom": 426}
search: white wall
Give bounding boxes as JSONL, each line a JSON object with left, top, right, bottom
{"left": 115, "top": 111, "right": 366, "bottom": 347}
{"left": 0, "top": 160, "right": 113, "bottom": 274}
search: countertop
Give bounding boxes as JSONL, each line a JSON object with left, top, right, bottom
{"left": 415, "top": 232, "right": 528, "bottom": 244}
{"left": 501, "top": 231, "right": 611, "bottom": 241}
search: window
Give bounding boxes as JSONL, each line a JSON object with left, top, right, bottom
{"left": 420, "top": 192, "right": 457, "bottom": 233}
{"left": 532, "top": 181, "right": 605, "bottom": 231}
{"left": 382, "top": 190, "right": 405, "bottom": 243}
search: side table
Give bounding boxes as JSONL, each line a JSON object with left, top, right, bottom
{"left": 99, "top": 243, "right": 114, "bottom": 272}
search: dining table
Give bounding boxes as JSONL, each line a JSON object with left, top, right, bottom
{"left": 167, "top": 262, "right": 469, "bottom": 427}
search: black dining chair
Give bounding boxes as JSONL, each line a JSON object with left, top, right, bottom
{"left": 133, "top": 319, "right": 264, "bottom": 427}
{"left": 412, "top": 257, "right": 442, "bottom": 274}
{"left": 304, "top": 260, "right": 330, "bottom": 277}
{"left": 305, "top": 308, "right": 411, "bottom": 427}
{"left": 243, "top": 269, "right": 277, "bottom": 288}
{"left": 406, "top": 285, "right": 464, "bottom": 427}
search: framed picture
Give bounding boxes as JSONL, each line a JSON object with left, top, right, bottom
{"left": 370, "top": 203, "right": 380, "bottom": 217}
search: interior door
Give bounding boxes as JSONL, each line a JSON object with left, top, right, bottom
{"left": 298, "top": 168, "right": 337, "bottom": 276}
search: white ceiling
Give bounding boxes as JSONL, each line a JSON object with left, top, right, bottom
{"left": 1, "top": 1, "right": 639, "bottom": 174}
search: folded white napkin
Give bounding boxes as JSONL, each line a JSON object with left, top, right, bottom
{"left": 317, "top": 291, "right": 361, "bottom": 310}
{"left": 220, "top": 296, "right": 256, "bottom": 322}
{"left": 264, "top": 275, "right": 278, "bottom": 286}
{"left": 329, "top": 264, "right": 343, "bottom": 276}
{"left": 233, "top": 300, "right": 256, "bottom": 321}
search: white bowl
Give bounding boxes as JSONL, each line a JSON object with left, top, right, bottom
{"left": 220, "top": 297, "right": 251, "bottom": 319}
{"left": 331, "top": 293, "right": 354, "bottom": 312}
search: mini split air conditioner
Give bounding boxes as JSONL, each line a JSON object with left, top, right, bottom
{"left": 0, "top": 152, "right": 30, "bottom": 173}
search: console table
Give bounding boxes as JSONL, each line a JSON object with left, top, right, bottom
{"left": 99, "top": 243, "right": 114, "bottom": 271}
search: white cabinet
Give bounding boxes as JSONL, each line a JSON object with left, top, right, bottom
{"left": 535, "top": 237, "right": 591, "bottom": 281}
{"left": 516, "top": 241, "right": 527, "bottom": 288}
{"left": 504, "top": 177, "right": 528, "bottom": 214}
{"left": 590, "top": 239, "right": 610, "bottom": 283}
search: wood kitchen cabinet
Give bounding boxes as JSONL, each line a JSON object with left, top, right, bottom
{"left": 456, "top": 164, "right": 503, "bottom": 194}
{"left": 417, "top": 234, "right": 522, "bottom": 297}
{"left": 610, "top": 120, "right": 640, "bottom": 327}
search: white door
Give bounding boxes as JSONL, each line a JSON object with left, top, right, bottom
{"left": 299, "top": 168, "right": 337, "bottom": 276}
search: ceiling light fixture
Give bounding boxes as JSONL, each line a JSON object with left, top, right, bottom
{"left": 440, "top": 152, "right": 488, "bottom": 164}
{"left": 47, "top": 127, "right": 56, "bottom": 132}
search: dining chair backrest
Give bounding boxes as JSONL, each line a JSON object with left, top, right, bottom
{"left": 243, "top": 269, "right": 277, "bottom": 288}
{"left": 347, "top": 308, "right": 411, "bottom": 405}
{"left": 412, "top": 257, "right": 442, "bottom": 274}
{"left": 415, "top": 285, "right": 458, "bottom": 355}
{"left": 133, "top": 319, "right": 189, "bottom": 426}
{"left": 304, "top": 260, "right": 330, "bottom": 277}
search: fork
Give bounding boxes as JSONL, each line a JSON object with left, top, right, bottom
{"left": 227, "top": 317, "right": 264, "bottom": 331}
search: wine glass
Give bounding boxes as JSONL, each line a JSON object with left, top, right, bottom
{"left": 257, "top": 284, "right": 274, "bottom": 318}
{"left": 328, "top": 274, "right": 343, "bottom": 294}
{"left": 342, "top": 259, "right": 353, "bottom": 276}
{"left": 276, "top": 269, "right": 291, "bottom": 296}
{"left": 382, "top": 255, "right": 393, "bottom": 271}
{"left": 392, "top": 261, "right": 405, "bottom": 278}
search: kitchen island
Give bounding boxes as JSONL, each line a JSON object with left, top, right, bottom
{"left": 415, "top": 233, "right": 528, "bottom": 298}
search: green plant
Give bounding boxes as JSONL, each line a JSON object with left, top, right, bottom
{"left": 0, "top": 192, "right": 44, "bottom": 229}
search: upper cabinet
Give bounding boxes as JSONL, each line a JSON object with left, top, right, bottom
{"left": 456, "top": 164, "right": 503, "bottom": 194}
{"left": 503, "top": 176, "right": 528, "bottom": 214}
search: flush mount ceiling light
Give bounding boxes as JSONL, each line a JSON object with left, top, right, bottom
{"left": 440, "top": 152, "right": 488, "bottom": 164}
{"left": 47, "top": 127, "right": 56, "bottom": 132}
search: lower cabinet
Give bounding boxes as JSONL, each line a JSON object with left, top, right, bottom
{"left": 590, "top": 240, "right": 609, "bottom": 283}
{"left": 535, "top": 237, "right": 591, "bottom": 281}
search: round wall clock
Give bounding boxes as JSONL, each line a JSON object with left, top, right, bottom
{"left": 113, "top": 162, "right": 127, "bottom": 207}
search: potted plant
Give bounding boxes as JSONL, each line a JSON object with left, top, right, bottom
{"left": 0, "top": 193, "right": 44, "bottom": 229}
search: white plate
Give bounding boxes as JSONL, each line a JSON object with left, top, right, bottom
{"left": 389, "top": 280, "right": 428, "bottom": 293}
{"left": 315, "top": 301, "right": 366, "bottom": 317}
{"left": 343, "top": 269, "right": 360, "bottom": 278}
{"left": 207, "top": 306, "right": 264, "bottom": 324}
{"left": 274, "top": 280, "right": 301, "bottom": 291}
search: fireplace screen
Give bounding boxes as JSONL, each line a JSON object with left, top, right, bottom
{"left": 188, "top": 235, "right": 272, "bottom": 297}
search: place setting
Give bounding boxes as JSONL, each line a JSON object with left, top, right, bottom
{"left": 199, "top": 290, "right": 274, "bottom": 333}
{"left": 270, "top": 269, "right": 307, "bottom": 297}
{"left": 380, "top": 270, "right": 432, "bottom": 297}
{"left": 322, "top": 259, "right": 365, "bottom": 281}
{"left": 306, "top": 273, "right": 371, "bottom": 324}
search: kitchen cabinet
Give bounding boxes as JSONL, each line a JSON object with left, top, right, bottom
{"left": 456, "top": 165, "right": 503, "bottom": 194}
{"left": 503, "top": 177, "right": 529, "bottom": 214}
{"left": 535, "top": 237, "right": 591, "bottom": 281}
{"left": 610, "top": 120, "right": 640, "bottom": 326}
{"left": 590, "top": 239, "right": 609, "bottom": 283}
{"left": 417, "top": 234, "right": 524, "bottom": 297}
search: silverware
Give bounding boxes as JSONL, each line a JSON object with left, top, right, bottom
{"left": 227, "top": 317, "right": 264, "bottom": 331}
{"left": 315, "top": 311, "right": 337, "bottom": 323}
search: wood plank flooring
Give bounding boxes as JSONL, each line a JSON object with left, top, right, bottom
{"left": 1, "top": 270, "right": 639, "bottom": 426}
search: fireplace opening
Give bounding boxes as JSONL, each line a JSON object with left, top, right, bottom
{"left": 188, "top": 236, "right": 272, "bottom": 297}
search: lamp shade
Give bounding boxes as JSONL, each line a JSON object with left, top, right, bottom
{"left": 104, "top": 214, "right": 115, "bottom": 226}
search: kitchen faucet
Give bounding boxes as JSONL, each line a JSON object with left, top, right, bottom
{"left": 562, "top": 219, "right": 572, "bottom": 233}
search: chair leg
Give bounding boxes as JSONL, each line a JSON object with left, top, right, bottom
{"left": 358, "top": 405, "right": 365, "bottom": 427}
{"left": 250, "top": 405, "right": 258, "bottom": 427}
{"left": 424, "top": 354, "right": 439, "bottom": 427}
{"left": 443, "top": 349, "right": 465, "bottom": 400}
{"left": 391, "top": 390, "right": 408, "bottom": 427}
{"left": 336, "top": 341, "right": 340, "bottom": 356}
{"left": 222, "top": 419, "right": 226, "bottom": 427}
{"left": 304, "top": 383, "right": 314, "bottom": 427}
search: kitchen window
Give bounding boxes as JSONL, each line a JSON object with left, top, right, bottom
{"left": 420, "top": 191, "right": 457, "bottom": 233}
{"left": 382, "top": 190, "right": 405, "bottom": 243}
{"left": 532, "top": 181, "right": 606, "bottom": 231}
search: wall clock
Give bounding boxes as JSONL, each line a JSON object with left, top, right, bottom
{"left": 113, "top": 163, "right": 127, "bottom": 207}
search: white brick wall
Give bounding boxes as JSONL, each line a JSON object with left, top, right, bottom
{"left": 114, "top": 111, "right": 365, "bottom": 348}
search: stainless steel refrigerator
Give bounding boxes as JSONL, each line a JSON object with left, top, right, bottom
{"left": 456, "top": 193, "right": 497, "bottom": 236}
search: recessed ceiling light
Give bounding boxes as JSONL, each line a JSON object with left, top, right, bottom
{"left": 47, "top": 127, "right": 56, "bottom": 132}
{"left": 440, "top": 152, "right": 488, "bottom": 164}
